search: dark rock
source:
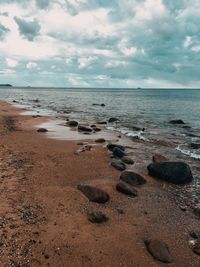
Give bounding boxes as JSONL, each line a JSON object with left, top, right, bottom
{"left": 116, "top": 182, "right": 137, "bottom": 197}
{"left": 182, "top": 125, "right": 191, "bottom": 129}
{"left": 120, "top": 171, "right": 146, "bottom": 185}
{"left": 145, "top": 239, "right": 173, "bottom": 263}
{"left": 101, "top": 103, "right": 105, "bottom": 107}
{"left": 190, "top": 143, "right": 200, "bottom": 149}
{"left": 111, "top": 160, "right": 126, "bottom": 171}
{"left": 132, "top": 125, "right": 141, "bottom": 131}
{"left": 189, "top": 231, "right": 200, "bottom": 239}
{"left": 78, "top": 125, "right": 92, "bottom": 132}
{"left": 93, "top": 127, "right": 101, "bottom": 132}
{"left": 91, "top": 124, "right": 96, "bottom": 128}
{"left": 108, "top": 117, "right": 119, "bottom": 123}
{"left": 121, "top": 156, "right": 134, "bottom": 165}
{"left": 107, "top": 144, "right": 125, "bottom": 152}
{"left": 32, "top": 115, "right": 41, "bottom": 118}
{"left": 152, "top": 154, "right": 167, "bottom": 163}
{"left": 68, "top": 120, "right": 78, "bottom": 127}
{"left": 169, "top": 119, "right": 185, "bottom": 124}
{"left": 191, "top": 239, "right": 200, "bottom": 256}
{"left": 95, "top": 138, "right": 106, "bottom": 143}
{"left": 37, "top": 128, "right": 48, "bottom": 133}
{"left": 147, "top": 161, "right": 193, "bottom": 184}
{"left": 87, "top": 211, "right": 108, "bottom": 223}
{"left": 113, "top": 147, "right": 125, "bottom": 158}
{"left": 97, "top": 121, "right": 107, "bottom": 125}
{"left": 77, "top": 185, "right": 110, "bottom": 203}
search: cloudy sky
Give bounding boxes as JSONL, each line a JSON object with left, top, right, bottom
{"left": 0, "top": 0, "right": 200, "bottom": 88}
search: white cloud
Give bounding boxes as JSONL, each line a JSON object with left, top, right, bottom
{"left": 78, "top": 56, "right": 96, "bottom": 69}
{"left": 6, "top": 58, "right": 18, "bottom": 67}
{"left": 26, "top": 61, "right": 38, "bottom": 69}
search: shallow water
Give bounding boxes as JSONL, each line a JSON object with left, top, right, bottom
{"left": 0, "top": 86, "right": 200, "bottom": 158}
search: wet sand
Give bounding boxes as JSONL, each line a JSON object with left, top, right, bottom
{"left": 0, "top": 100, "right": 200, "bottom": 267}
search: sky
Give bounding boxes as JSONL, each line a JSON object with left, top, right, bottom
{"left": 0, "top": 0, "right": 200, "bottom": 88}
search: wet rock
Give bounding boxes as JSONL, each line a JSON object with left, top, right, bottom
{"left": 152, "top": 154, "right": 167, "bottom": 163}
{"left": 97, "top": 121, "right": 107, "bottom": 125}
{"left": 77, "top": 185, "right": 110, "bottom": 203}
{"left": 87, "top": 211, "right": 108, "bottom": 223}
{"left": 169, "top": 119, "right": 185, "bottom": 124}
{"left": 32, "top": 115, "right": 41, "bottom": 118}
{"left": 190, "top": 239, "right": 200, "bottom": 256}
{"left": 108, "top": 117, "right": 119, "bottom": 123}
{"left": 190, "top": 143, "right": 200, "bottom": 149}
{"left": 147, "top": 161, "right": 193, "bottom": 184}
{"left": 107, "top": 144, "right": 125, "bottom": 152}
{"left": 91, "top": 124, "right": 96, "bottom": 128}
{"left": 145, "top": 239, "right": 173, "bottom": 263}
{"left": 116, "top": 182, "right": 138, "bottom": 197}
{"left": 132, "top": 125, "right": 142, "bottom": 131}
{"left": 95, "top": 138, "right": 106, "bottom": 143}
{"left": 68, "top": 120, "right": 78, "bottom": 127}
{"left": 120, "top": 171, "right": 146, "bottom": 185}
{"left": 182, "top": 125, "right": 191, "bottom": 129}
{"left": 113, "top": 147, "right": 125, "bottom": 158}
{"left": 111, "top": 160, "right": 126, "bottom": 171}
{"left": 78, "top": 125, "right": 92, "bottom": 132}
{"left": 93, "top": 127, "right": 101, "bottom": 132}
{"left": 121, "top": 156, "right": 134, "bottom": 165}
{"left": 37, "top": 128, "right": 48, "bottom": 133}
{"left": 101, "top": 103, "right": 105, "bottom": 107}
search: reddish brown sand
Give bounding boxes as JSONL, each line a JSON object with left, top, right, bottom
{"left": 0, "top": 101, "right": 200, "bottom": 267}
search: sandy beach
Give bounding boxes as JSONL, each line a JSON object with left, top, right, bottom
{"left": 0, "top": 100, "right": 200, "bottom": 267}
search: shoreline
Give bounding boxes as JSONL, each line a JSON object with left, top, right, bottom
{"left": 0, "top": 100, "right": 200, "bottom": 266}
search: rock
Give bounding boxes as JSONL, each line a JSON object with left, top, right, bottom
{"left": 37, "top": 128, "right": 48, "bottom": 133}
{"left": 189, "top": 231, "right": 200, "bottom": 239}
{"left": 91, "top": 124, "right": 96, "bottom": 128}
{"left": 132, "top": 125, "right": 141, "bottom": 131}
{"left": 152, "top": 154, "right": 167, "bottom": 163}
{"left": 111, "top": 160, "right": 126, "bottom": 171}
{"left": 87, "top": 211, "right": 108, "bottom": 223}
{"left": 116, "top": 182, "right": 138, "bottom": 197}
{"left": 93, "top": 127, "right": 101, "bottom": 132}
{"left": 120, "top": 171, "right": 146, "bottom": 185}
{"left": 145, "top": 239, "right": 173, "bottom": 263}
{"left": 169, "top": 119, "right": 185, "bottom": 124}
{"left": 190, "top": 143, "right": 200, "bottom": 149}
{"left": 95, "top": 138, "right": 106, "bottom": 143}
{"left": 97, "top": 121, "right": 107, "bottom": 125}
{"left": 147, "top": 161, "right": 193, "bottom": 184}
{"left": 107, "top": 144, "right": 125, "bottom": 152}
{"left": 117, "top": 208, "right": 124, "bottom": 214}
{"left": 78, "top": 125, "right": 92, "bottom": 132}
{"left": 108, "top": 117, "right": 119, "bottom": 123}
{"left": 191, "top": 239, "right": 200, "bottom": 256}
{"left": 182, "top": 125, "right": 191, "bottom": 129}
{"left": 113, "top": 147, "right": 125, "bottom": 158}
{"left": 193, "top": 206, "right": 200, "bottom": 218}
{"left": 68, "top": 120, "right": 78, "bottom": 127}
{"left": 121, "top": 156, "right": 134, "bottom": 165}
{"left": 101, "top": 103, "right": 105, "bottom": 107}
{"left": 77, "top": 185, "right": 110, "bottom": 203}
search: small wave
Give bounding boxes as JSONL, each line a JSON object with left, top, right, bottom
{"left": 176, "top": 145, "right": 200, "bottom": 159}
{"left": 107, "top": 126, "right": 149, "bottom": 141}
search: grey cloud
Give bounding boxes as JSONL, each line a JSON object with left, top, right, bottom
{"left": 35, "top": 0, "right": 50, "bottom": 9}
{"left": 14, "top": 17, "right": 41, "bottom": 41}
{"left": 0, "top": 23, "right": 10, "bottom": 40}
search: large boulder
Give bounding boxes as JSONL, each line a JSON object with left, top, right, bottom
{"left": 147, "top": 161, "right": 193, "bottom": 184}
{"left": 107, "top": 144, "right": 125, "bottom": 152}
{"left": 120, "top": 171, "right": 146, "bottom": 185}
{"left": 145, "top": 239, "right": 173, "bottom": 263}
{"left": 77, "top": 185, "right": 110, "bottom": 203}
{"left": 78, "top": 125, "right": 92, "bottom": 132}
{"left": 116, "top": 182, "right": 138, "bottom": 197}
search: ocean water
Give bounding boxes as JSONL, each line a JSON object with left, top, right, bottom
{"left": 0, "top": 87, "right": 200, "bottom": 158}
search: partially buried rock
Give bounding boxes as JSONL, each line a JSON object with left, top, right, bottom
{"left": 120, "top": 171, "right": 146, "bottom": 185}
{"left": 121, "top": 156, "right": 134, "bottom": 165}
{"left": 95, "top": 138, "right": 105, "bottom": 143}
{"left": 93, "top": 127, "right": 101, "bottom": 132}
{"left": 78, "top": 125, "right": 92, "bottom": 132}
{"left": 37, "top": 128, "right": 48, "bottom": 133}
{"left": 111, "top": 160, "right": 126, "bottom": 171}
{"left": 87, "top": 211, "right": 108, "bottom": 223}
{"left": 107, "top": 143, "right": 125, "bottom": 152}
{"left": 116, "top": 182, "right": 137, "bottom": 197}
{"left": 152, "top": 154, "right": 167, "bottom": 163}
{"left": 97, "top": 121, "right": 107, "bottom": 125}
{"left": 77, "top": 185, "right": 110, "bottom": 203}
{"left": 68, "top": 120, "right": 78, "bottom": 127}
{"left": 169, "top": 119, "right": 185, "bottom": 124}
{"left": 113, "top": 147, "right": 125, "bottom": 158}
{"left": 147, "top": 161, "right": 193, "bottom": 184}
{"left": 145, "top": 239, "right": 173, "bottom": 263}
{"left": 108, "top": 117, "right": 119, "bottom": 123}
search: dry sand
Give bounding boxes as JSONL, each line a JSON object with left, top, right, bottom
{"left": 0, "top": 101, "right": 200, "bottom": 267}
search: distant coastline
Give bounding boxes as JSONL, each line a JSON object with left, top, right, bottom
{"left": 0, "top": 84, "right": 12, "bottom": 87}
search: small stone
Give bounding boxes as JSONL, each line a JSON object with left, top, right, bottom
{"left": 111, "top": 160, "right": 126, "bottom": 171}
{"left": 68, "top": 120, "right": 78, "bottom": 127}
{"left": 95, "top": 138, "right": 106, "bottom": 143}
{"left": 121, "top": 156, "right": 134, "bottom": 165}
{"left": 37, "top": 128, "right": 48, "bottom": 133}
{"left": 93, "top": 127, "right": 101, "bottom": 132}
{"left": 108, "top": 117, "right": 119, "bottom": 123}
{"left": 191, "top": 239, "right": 200, "bottom": 256}
{"left": 145, "top": 239, "right": 173, "bottom": 263}
{"left": 116, "top": 182, "right": 138, "bottom": 197}
{"left": 120, "top": 171, "right": 146, "bottom": 185}
{"left": 113, "top": 147, "right": 125, "bottom": 158}
{"left": 87, "top": 211, "right": 108, "bottom": 223}
{"left": 77, "top": 185, "right": 110, "bottom": 203}
{"left": 107, "top": 144, "right": 125, "bottom": 152}
{"left": 78, "top": 125, "right": 92, "bottom": 132}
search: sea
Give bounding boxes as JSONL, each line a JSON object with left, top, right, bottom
{"left": 0, "top": 86, "right": 200, "bottom": 159}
